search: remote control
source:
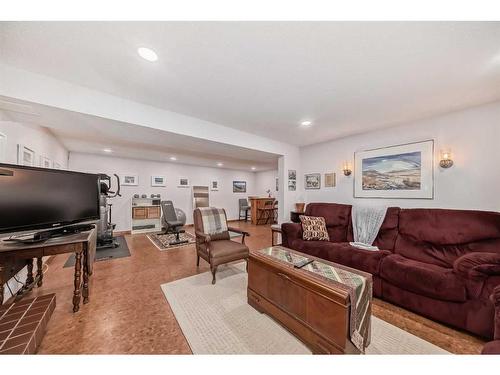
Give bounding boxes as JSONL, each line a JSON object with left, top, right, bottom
{"left": 294, "top": 258, "right": 314, "bottom": 268}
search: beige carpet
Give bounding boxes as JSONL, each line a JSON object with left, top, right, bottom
{"left": 161, "top": 263, "right": 449, "bottom": 355}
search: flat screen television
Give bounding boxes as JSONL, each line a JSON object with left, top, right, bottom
{"left": 0, "top": 163, "right": 100, "bottom": 234}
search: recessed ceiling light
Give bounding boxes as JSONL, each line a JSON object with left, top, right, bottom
{"left": 103, "top": 148, "right": 112, "bottom": 153}
{"left": 251, "top": 167, "right": 256, "bottom": 171}
{"left": 169, "top": 156, "right": 177, "bottom": 161}
{"left": 217, "top": 162, "right": 223, "bottom": 167}
{"left": 301, "top": 120, "right": 312, "bottom": 126}
{"left": 137, "top": 47, "right": 158, "bottom": 62}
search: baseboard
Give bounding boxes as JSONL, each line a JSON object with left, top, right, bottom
{"left": 114, "top": 230, "right": 131, "bottom": 236}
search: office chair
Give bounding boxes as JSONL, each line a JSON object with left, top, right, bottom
{"left": 161, "top": 200, "right": 188, "bottom": 246}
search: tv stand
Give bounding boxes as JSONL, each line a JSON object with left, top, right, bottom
{"left": 5, "top": 223, "right": 96, "bottom": 244}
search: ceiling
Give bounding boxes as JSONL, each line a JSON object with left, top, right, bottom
{"left": 1, "top": 22, "right": 500, "bottom": 146}
{"left": 0, "top": 97, "right": 280, "bottom": 171}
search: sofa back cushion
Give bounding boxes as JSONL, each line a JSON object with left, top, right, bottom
{"left": 347, "top": 207, "right": 400, "bottom": 251}
{"left": 304, "top": 203, "right": 352, "bottom": 242}
{"left": 395, "top": 208, "right": 500, "bottom": 268}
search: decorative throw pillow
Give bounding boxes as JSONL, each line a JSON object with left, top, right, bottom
{"left": 300, "top": 215, "right": 330, "bottom": 241}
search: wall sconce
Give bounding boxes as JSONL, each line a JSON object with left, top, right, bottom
{"left": 439, "top": 149, "right": 454, "bottom": 169}
{"left": 342, "top": 161, "right": 352, "bottom": 176}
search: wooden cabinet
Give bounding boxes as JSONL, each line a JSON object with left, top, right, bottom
{"left": 247, "top": 251, "right": 360, "bottom": 354}
{"left": 132, "top": 206, "right": 160, "bottom": 219}
{"left": 132, "top": 207, "right": 147, "bottom": 219}
{"left": 147, "top": 206, "right": 160, "bottom": 219}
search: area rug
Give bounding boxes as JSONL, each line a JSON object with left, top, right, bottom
{"left": 147, "top": 231, "right": 196, "bottom": 251}
{"left": 64, "top": 236, "right": 130, "bottom": 268}
{"left": 161, "top": 264, "right": 450, "bottom": 355}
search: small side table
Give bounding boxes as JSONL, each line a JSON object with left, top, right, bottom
{"left": 271, "top": 224, "right": 282, "bottom": 246}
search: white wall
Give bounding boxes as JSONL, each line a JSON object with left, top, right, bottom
{"left": 254, "top": 170, "right": 278, "bottom": 197}
{"left": 300, "top": 101, "right": 500, "bottom": 212}
{"left": 0, "top": 118, "right": 68, "bottom": 168}
{"left": 0, "top": 118, "right": 69, "bottom": 303}
{"left": 68, "top": 152, "right": 258, "bottom": 231}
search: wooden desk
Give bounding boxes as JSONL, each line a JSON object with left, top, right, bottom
{"left": 248, "top": 197, "right": 276, "bottom": 225}
{"left": 0, "top": 229, "right": 96, "bottom": 312}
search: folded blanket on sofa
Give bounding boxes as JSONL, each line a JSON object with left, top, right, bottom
{"left": 350, "top": 205, "right": 387, "bottom": 251}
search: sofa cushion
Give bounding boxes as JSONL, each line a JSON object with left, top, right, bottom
{"left": 395, "top": 208, "right": 500, "bottom": 268}
{"left": 299, "top": 215, "right": 330, "bottom": 241}
{"left": 289, "top": 239, "right": 390, "bottom": 275}
{"left": 304, "top": 203, "right": 351, "bottom": 242}
{"left": 380, "top": 254, "right": 467, "bottom": 302}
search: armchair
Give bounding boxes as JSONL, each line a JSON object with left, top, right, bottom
{"left": 193, "top": 207, "right": 250, "bottom": 284}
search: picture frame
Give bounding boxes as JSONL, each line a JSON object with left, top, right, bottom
{"left": 178, "top": 177, "right": 190, "bottom": 188}
{"left": 288, "top": 180, "right": 296, "bottom": 191}
{"left": 17, "top": 144, "right": 35, "bottom": 166}
{"left": 211, "top": 181, "right": 219, "bottom": 191}
{"left": 304, "top": 173, "right": 321, "bottom": 190}
{"left": 39, "top": 155, "right": 52, "bottom": 169}
{"left": 354, "top": 140, "right": 434, "bottom": 199}
{"left": 233, "top": 180, "right": 247, "bottom": 193}
{"left": 121, "top": 174, "right": 139, "bottom": 186}
{"left": 275, "top": 177, "right": 279, "bottom": 191}
{"left": 288, "top": 169, "right": 296, "bottom": 180}
{"left": 324, "top": 172, "right": 336, "bottom": 188}
{"left": 151, "top": 175, "right": 166, "bottom": 187}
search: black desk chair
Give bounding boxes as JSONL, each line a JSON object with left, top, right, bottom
{"left": 161, "top": 200, "right": 188, "bottom": 245}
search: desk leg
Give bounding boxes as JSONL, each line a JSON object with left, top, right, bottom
{"left": 26, "top": 259, "right": 34, "bottom": 286}
{"left": 36, "top": 257, "right": 43, "bottom": 287}
{"left": 73, "top": 251, "right": 82, "bottom": 313}
{"left": 82, "top": 249, "right": 89, "bottom": 304}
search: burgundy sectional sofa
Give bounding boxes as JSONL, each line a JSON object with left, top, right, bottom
{"left": 281, "top": 203, "right": 500, "bottom": 340}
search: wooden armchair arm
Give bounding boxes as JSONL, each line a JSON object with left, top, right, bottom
{"left": 195, "top": 231, "right": 211, "bottom": 244}
{"left": 227, "top": 226, "right": 250, "bottom": 244}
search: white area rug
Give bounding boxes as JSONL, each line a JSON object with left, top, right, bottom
{"left": 161, "top": 263, "right": 449, "bottom": 355}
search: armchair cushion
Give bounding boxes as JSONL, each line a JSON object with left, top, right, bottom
{"left": 453, "top": 252, "right": 500, "bottom": 280}
{"left": 300, "top": 215, "right": 330, "bottom": 241}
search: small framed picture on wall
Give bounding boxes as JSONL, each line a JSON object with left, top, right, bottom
{"left": 211, "top": 181, "right": 219, "bottom": 191}
{"left": 178, "top": 177, "right": 190, "bottom": 188}
{"left": 121, "top": 174, "right": 139, "bottom": 186}
{"left": 233, "top": 181, "right": 247, "bottom": 193}
{"left": 40, "top": 156, "right": 52, "bottom": 169}
{"left": 17, "top": 144, "right": 35, "bottom": 166}
{"left": 304, "top": 173, "right": 321, "bottom": 189}
{"left": 151, "top": 175, "right": 166, "bottom": 187}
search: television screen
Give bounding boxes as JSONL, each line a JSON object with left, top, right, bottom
{"left": 0, "top": 163, "right": 100, "bottom": 234}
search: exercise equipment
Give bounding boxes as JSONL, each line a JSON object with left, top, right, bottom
{"left": 97, "top": 173, "right": 121, "bottom": 249}
{"left": 161, "top": 200, "right": 188, "bottom": 245}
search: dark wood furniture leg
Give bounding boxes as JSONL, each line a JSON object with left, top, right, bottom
{"left": 210, "top": 265, "right": 217, "bottom": 285}
{"left": 0, "top": 282, "right": 3, "bottom": 305}
{"left": 82, "top": 248, "right": 89, "bottom": 304}
{"left": 26, "top": 258, "right": 34, "bottom": 286}
{"left": 73, "top": 250, "right": 82, "bottom": 312}
{"left": 36, "top": 257, "right": 43, "bottom": 287}
{"left": 196, "top": 255, "right": 200, "bottom": 266}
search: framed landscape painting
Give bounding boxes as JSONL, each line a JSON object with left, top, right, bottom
{"left": 233, "top": 181, "right": 246, "bottom": 193}
{"left": 354, "top": 140, "right": 434, "bottom": 199}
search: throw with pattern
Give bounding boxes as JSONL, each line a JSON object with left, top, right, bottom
{"left": 260, "top": 246, "right": 372, "bottom": 352}
{"left": 199, "top": 207, "right": 228, "bottom": 235}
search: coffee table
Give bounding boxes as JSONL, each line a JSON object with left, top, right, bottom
{"left": 247, "top": 246, "right": 372, "bottom": 354}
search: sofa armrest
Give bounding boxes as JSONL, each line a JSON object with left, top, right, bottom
{"left": 492, "top": 285, "right": 500, "bottom": 340}
{"left": 453, "top": 252, "right": 500, "bottom": 280}
{"left": 281, "top": 223, "right": 302, "bottom": 247}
